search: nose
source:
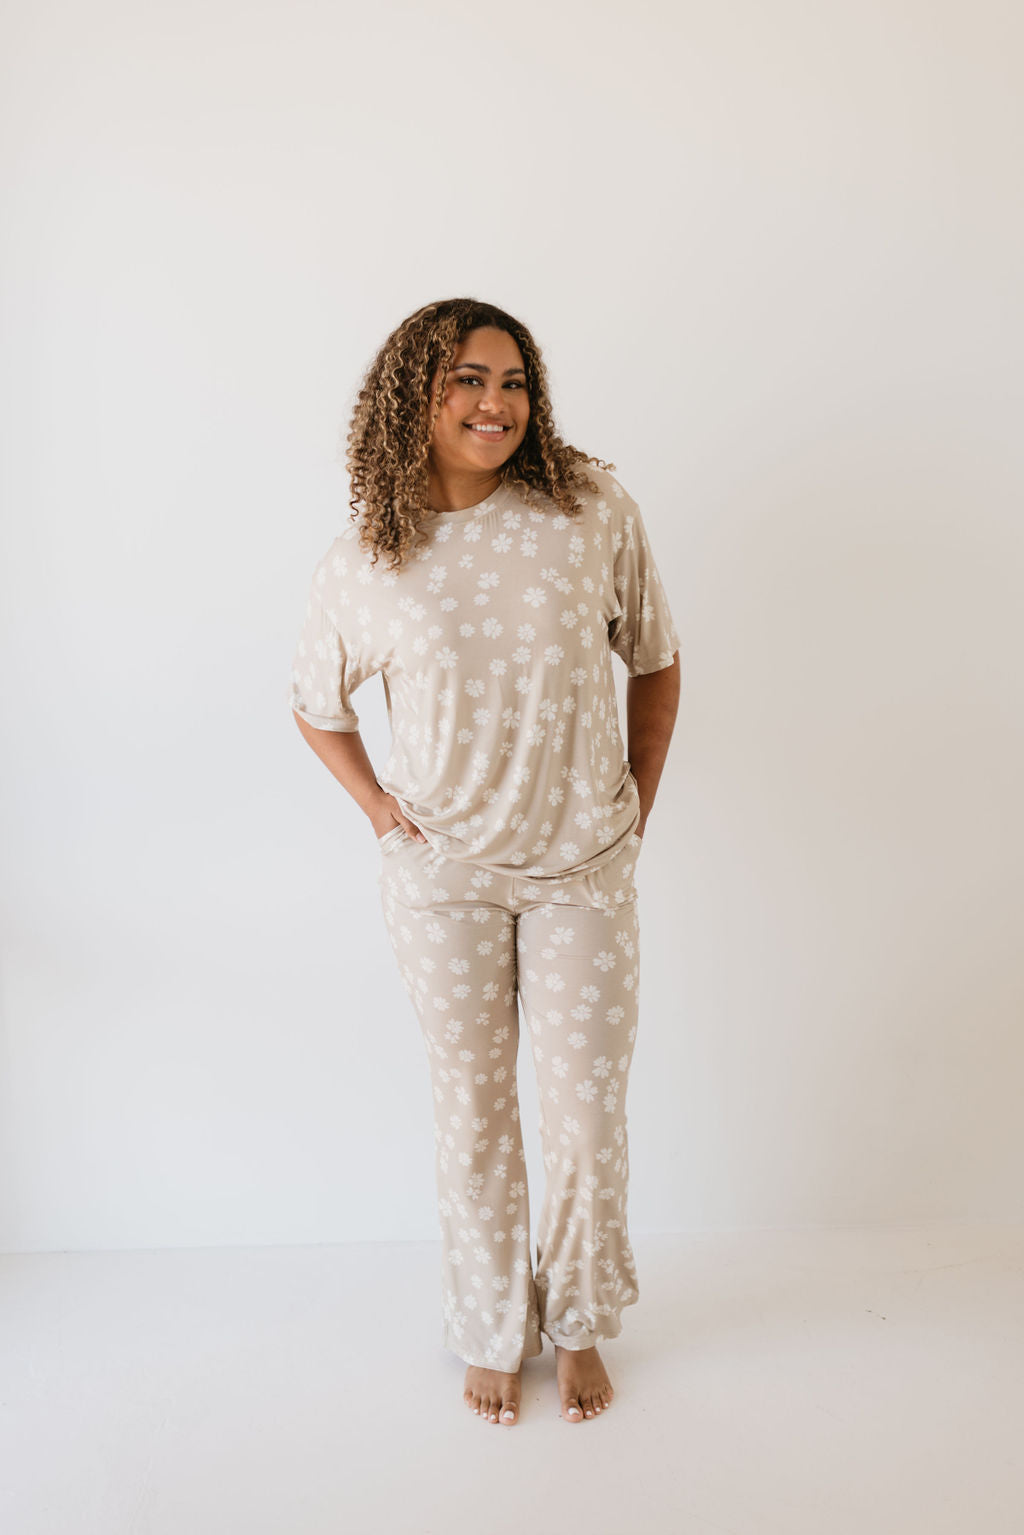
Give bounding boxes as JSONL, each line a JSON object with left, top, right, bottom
{"left": 477, "top": 383, "right": 504, "bottom": 414}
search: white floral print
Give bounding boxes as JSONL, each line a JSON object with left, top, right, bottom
{"left": 289, "top": 467, "right": 677, "bottom": 1374}
{"left": 378, "top": 830, "right": 643, "bottom": 1371}
{"left": 289, "top": 468, "right": 678, "bottom": 880}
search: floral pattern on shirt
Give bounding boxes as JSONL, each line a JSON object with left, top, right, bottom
{"left": 290, "top": 467, "right": 679, "bottom": 879}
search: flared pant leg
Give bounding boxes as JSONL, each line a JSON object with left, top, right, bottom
{"left": 377, "top": 843, "right": 543, "bottom": 1371}
{"left": 516, "top": 894, "right": 641, "bottom": 1350}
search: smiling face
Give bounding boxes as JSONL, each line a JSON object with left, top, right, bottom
{"left": 427, "top": 326, "right": 530, "bottom": 489}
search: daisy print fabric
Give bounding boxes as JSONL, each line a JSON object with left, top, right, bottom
{"left": 376, "top": 823, "right": 645, "bottom": 1370}
{"left": 289, "top": 467, "right": 679, "bottom": 880}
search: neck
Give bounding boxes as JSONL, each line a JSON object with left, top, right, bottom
{"left": 426, "top": 463, "right": 504, "bottom": 514}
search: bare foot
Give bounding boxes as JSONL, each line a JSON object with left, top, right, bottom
{"left": 555, "top": 1343, "right": 614, "bottom": 1423}
{"left": 463, "top": 1365, "right": 522, "bottom": 1426}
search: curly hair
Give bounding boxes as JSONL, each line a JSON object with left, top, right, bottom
{"left": 342, "top": 297, "right": 614, "bottom": 569}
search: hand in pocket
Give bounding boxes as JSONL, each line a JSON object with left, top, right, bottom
{"left": 370, "top": 793, "right": 427, "bottom": 842}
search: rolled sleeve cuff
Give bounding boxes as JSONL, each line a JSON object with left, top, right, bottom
{"left": 291, "top": 705, "right": 360, "bottom": 733}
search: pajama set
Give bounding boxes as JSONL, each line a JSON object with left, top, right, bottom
{"left": 289, "top": 465, "right": 679, "bottom": 1372}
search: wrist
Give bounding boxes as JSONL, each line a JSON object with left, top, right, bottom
{"left": 359, "top": 784, "right": 389, "bottom": 818}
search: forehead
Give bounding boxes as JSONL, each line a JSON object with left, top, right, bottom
{"left": 452, "top": 326, "right": 525, "bottom": 368}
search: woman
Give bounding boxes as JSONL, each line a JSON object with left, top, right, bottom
{"left": 289, "top": 298, "right": 680, "bottom": 1427}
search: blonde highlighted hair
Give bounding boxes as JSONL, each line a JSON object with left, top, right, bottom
{"left": 343, "top": 297, "right": 613, "bottom": 568}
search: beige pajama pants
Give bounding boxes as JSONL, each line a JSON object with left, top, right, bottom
{"left": 376, "top": 826, "right": 644, "bottom": 1373}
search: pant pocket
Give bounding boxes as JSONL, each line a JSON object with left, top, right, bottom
{"left": 376, "top": 825, "right": 407, "bottom": 852}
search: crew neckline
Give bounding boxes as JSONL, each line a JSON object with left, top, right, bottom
{"left": 424, "top": 481, "right": 514, "bottom": 524}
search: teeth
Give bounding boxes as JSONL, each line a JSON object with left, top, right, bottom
{"left": 469, "top": 424, "right": 505, "bottom": 433}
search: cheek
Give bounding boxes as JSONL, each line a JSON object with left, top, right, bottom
{"left": 444, "top": 385, "right": 469, "bottom": 420}
{"left": 435, "top": 391, "right": 461, "bottom": 430}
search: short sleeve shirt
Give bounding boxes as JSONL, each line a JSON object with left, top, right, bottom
{"left": 289, "top": 466, "right": 679, "bottom": 880}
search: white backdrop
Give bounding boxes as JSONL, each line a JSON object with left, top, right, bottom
{"left": 1, "top": 0, "right": 1021, "bottom": 1252}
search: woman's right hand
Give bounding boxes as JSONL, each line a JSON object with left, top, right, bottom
{"left": 370, "top": 793, "right": 427, "bottom": 842}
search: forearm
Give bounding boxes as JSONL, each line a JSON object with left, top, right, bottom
{"left": 625, "top": 652, "right": 680, "bottom": 833}
{"left": 291, "top": 710, "right": 384, "bottom": 819}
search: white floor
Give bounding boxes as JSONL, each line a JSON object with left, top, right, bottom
{"left": 1, "top": 1225, "right": 1021, "bottom": 1535}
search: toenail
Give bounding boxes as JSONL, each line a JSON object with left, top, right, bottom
{"left": 585, "top": 1410, "right": 594, "bottom": 1417}
{"left": 502, "top": 1410, "right": 515, "bottom": 1420}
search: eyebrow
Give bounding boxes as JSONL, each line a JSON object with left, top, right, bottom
{"left": 452, "top": 363, "right": 527, "bottom": 377}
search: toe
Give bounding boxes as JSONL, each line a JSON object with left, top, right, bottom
{"left": 582, "top": 1393, "right": 596, "bottom": 1419}
{"left": 562, "top": 1396, "right": 583, "bottom": 1422}
{"left": 500, "top": 1398, "right": 518, "bottom": 1425}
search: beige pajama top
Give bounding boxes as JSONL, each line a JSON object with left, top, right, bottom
{"left": 289, "top": 466, "right": 679, "bottom": 880}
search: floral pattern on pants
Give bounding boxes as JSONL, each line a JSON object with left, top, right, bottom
{"left": 377, "top": 828, "right": 642, "bottom": 1372}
